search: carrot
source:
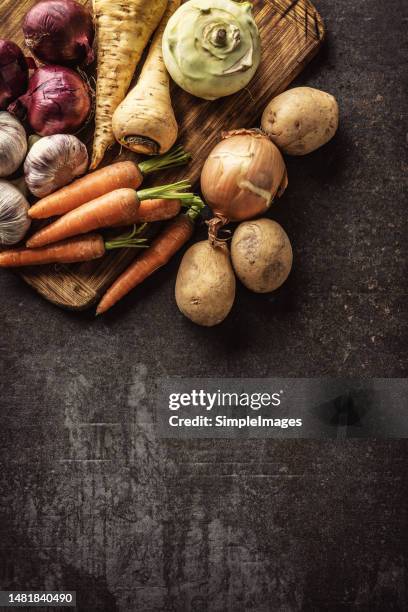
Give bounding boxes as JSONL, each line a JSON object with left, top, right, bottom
{"left": 96, "top": 205, "right": 204, "bottom": 315}
{"left": 28, "top": 146, "right": 191, "bottom": 220}
{"left": 110, "top": 200, "right": 181, "bottom": 226}
{"left": 27, "top": 189, "right": 139, "bottom": 248}
{"left": 0, "top": 235, "right": 105, "bottom": 267}
{"left": 26, "top": 181, "right": 196, "bottom": 249}
{"left": 0, "top": 228, "right": 148, "bottom": 267}
{"left": 137, "top": 195, "right": 204, "bottom": 222}
{"left": 91, "top": 0, "right": 168, "bottom": 169}
{"left": 136, "top": 198, "right": 181, "bottom": 222}
{"left": 113, "top": 0, "right": 181, "bottom": 155}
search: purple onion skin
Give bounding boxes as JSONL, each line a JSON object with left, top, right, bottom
{"left": 8, "top": 65, "right": 91, "bottom": 136}
{"left": 0, "top": 40, "right": 30, "bottom": 109}
{"left": 23, "top": 0, "right": 95, "bottom": 67}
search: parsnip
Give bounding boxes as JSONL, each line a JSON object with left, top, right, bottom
{"left": 112, "top": 0, "right": 180, "bottom": 155}
{"left": 91, "top": 0, "right": 168, "bottom": 169}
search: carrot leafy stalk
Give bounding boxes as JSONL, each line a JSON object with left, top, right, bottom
{"left": 104, "top": 224, "right": 149, "bottom": 250}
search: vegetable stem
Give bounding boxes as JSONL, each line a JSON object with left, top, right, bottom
{"left": 185, "top": 195, "right": 205, "bottom": 221}
{"left": 105, "top": 224, "right": 149, "bottom": 250}
{"left": 137, "top": 180, "right": 192, "bottom": 201}
{"left": 138, "top": 146, "right": 191, "bottom": 175}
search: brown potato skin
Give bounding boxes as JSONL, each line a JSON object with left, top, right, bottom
{"left": 231, "top": 219, "right": 293, "bottom": 293}
{"left": 175, "top": 241, "right": 236, "bottom": 327}
{"left": 261, "top": 87, "right": 339, "bottom": 155}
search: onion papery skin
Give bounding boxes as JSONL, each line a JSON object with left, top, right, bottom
{"left": 163, "top": 0, "right": 261, "bottom": 100}
{"left": 201, "top": 130, "right": 288, "bottom": 241}
{"left": 23, "top": 0, "right": 95, "bottom": 67}
{"left": 0, "top": 40, "right": 30, "bottom": 110}
{"left": 8, "top": 66, "right": 92, "bottom": 136}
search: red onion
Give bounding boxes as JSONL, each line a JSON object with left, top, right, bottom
{"left": 23, "top": 0, "right": 95, "bottom": 67}
{"left": 8, "top": 65, "right": 91, "bottom": 136}
{"left": 0, "top": 40, "right": 31, "bottom": 110}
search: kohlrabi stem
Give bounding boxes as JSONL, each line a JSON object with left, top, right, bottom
{"left": 138, "top": 146, "right": 191, "bottom": 175}
{"left": 215, "top": 28, "right": 227, "bottom": 46}
{"left": 105, "top": 224, "right": 149, "bottom": 250}
{"left": 137, "top": 180, "right": 193, "bottom": 202}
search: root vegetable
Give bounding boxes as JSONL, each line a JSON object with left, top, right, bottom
{"left": 113, "top": 0, "right": 180, "bottom": 155}
{"left": 231, "top": 218, "right": 293, "bottom": 293}
{"left": 112, "top": 194, "right": 202, "bottom": 226}
{"left": 201, "top": 129, "right": 288, "bottom": 244}
{"left": 91, "top": 0, "right": 168, "bottom": 169}
{"left": 96, "top": 204, "right": 204, "bottom": 315}
{"left": 175, "top": 241, "right": 236, "bottom": 327}
{"left": 0, "top": 234, "right": 105, "bottom": 266}
{"left": 261, "top": 87, "right": 339, "bottom": 155}
{"left": 28, "top": 146, "right": 190, "bottom": 219}
{"left": 26, "top": 181, "right": 195, "bottom": 248}
{"left": 0, "top": 228, "right": 148, "bottom": 267}
{"left": 137, "top": 198, "right": 181, "bottom": 223}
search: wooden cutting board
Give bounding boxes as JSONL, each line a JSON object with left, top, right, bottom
{"left": 2, "top": 0, "right": 325, "bottom": 310}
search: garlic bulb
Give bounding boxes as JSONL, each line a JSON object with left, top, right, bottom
{"left": 24, "top": 134, "right": 88, "bottom": 198}
{"left": 0, "top": 180, "right": 31, "bottom": 245}
{"left": 10, "top": 176, "right": 29, "bottom": 198}
{"left": 0, "top": 112, "right": 27, "bottom": 178}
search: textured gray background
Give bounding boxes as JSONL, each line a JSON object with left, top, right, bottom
{"left": 0, "top": 0, "right": 407, "bottom": 610}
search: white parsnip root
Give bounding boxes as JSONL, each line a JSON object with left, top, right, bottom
{"left": 112, "top": 0, "right": 180, "bottom": 156}
{"left": 91, "top": 0, "right": 168, "bottom": 169}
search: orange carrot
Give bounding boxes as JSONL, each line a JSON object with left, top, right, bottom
{"left": 136, "top": 198, "right": 181, "bottom": 222}
{"left": 96, "top": 205, "right": 203, "bottom": 315}
{"left": 29, "top": 162, "right": 141, "bottom": 220}
{"left": 108, "top": 198, "right": 182, "bottom": 227}
{"left": 0, "top": 228, "right": 148, "bottom": 267}
{"left": 28, "top": 146, "right": 191, "bottom": 220}
{"left": 26, "top": 181, "right": 195, "bottom": 249}
{"left": 0, "top": 235, "right": 106, "bottom": 267}
{"left": 27, "top": 189, "right": 140, "bottom": 248}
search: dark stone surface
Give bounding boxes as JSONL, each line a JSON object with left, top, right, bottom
{"left": 0, "top": 1, "right": 407, "bottom": 610}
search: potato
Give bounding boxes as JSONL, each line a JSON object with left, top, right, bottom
{"left": 231, "top": 218, "right": 292, "bottom": 293}
{"left": 175, "top": 240, "right": 236, "bottom": 327}
{"left": 261, "top": 87, "right": 339, "bottom": 155}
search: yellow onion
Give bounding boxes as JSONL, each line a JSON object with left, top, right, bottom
{"left": 201, "top": 129, "right": 288, "bottom": 243}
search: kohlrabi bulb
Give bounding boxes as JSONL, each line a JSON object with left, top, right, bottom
{"left": 163, "top": 0, "right": 261, "bottom": 101}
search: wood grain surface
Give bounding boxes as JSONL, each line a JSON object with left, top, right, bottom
{"left": 2, "top": 0, "right": 325, "bottom": 310}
